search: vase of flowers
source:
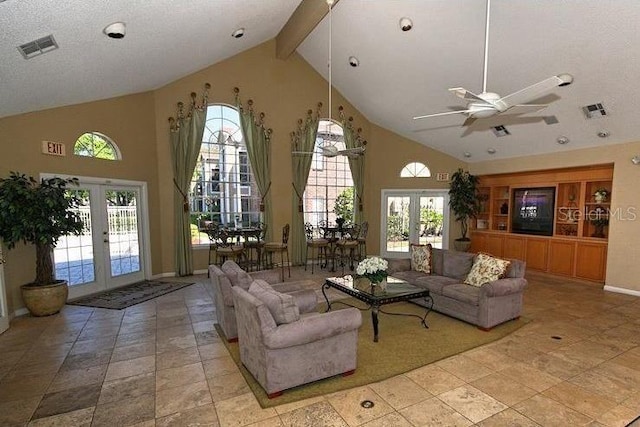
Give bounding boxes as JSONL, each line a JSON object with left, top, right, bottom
{"left": 356, "top": 256, "right": 388, "bottom": 288}
{"left": 593, "top": 188, "right": 608, "bottom": 204}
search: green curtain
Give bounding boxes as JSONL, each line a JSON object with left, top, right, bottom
{"left": 169, "top": 88, "right": 208, "bottom": 276}
{"left": 235, "top": 91, "right": 273, "bottom": 241}
{"left": 290, "top": 108, "right": 320, "bottom": 265}
{"left": 340, "top": 109, "right": 366, "bottom": 224}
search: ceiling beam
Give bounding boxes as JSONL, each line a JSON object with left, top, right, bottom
{"left": 276, "top": 0, "right": 340, "bottom": 60}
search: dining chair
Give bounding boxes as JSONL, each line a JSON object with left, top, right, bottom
{"left": 264, "top": 224, "right": 290, "bottom": 281}
{"left": 335, "top": 223, "right": 360, "bottom": 274}
{"left": 357, "top": 221, "right": 369, "bottom": 261}
{"left": 304, "top": 222, "right": 329, "bottom": 274}
{"left": 243, "top": 223, "right": 266, "bottom": 271}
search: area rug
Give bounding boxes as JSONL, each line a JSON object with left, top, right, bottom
{"left": 67, "top": 280, "right": 194, "bottom": 309}
{"left": 218, "top": 300, "right": 529, "bottom": 408}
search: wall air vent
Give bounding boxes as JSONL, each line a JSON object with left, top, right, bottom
{"left": 491, "top": 125, "right": 510, "bottom": 137}
{"left": 18, "top": 35, "right": 58, "bottom": 59}
{"left": 582, "top": 103, "right": 607, "bottom": 119}
{"left": 543, "top": 116, "right": 559, "bottom": 125}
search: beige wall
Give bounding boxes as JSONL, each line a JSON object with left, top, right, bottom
{"left": 0, "top": 93, "right": 160, "bottom": 313}
{"left": 0, "top": 39, "right": 462, "bottom": 314}
{"left": 470, "top": 141, "right": 640, "bottom": 292}
{"left": 365, "top": 124, "right": 466, "bottom": 252}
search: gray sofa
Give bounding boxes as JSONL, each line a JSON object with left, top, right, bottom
{"left": 387, "top": 249, "right": 527, "bottom": 329}
{"left": 209, "top": 260, "right": 317, "bottom": 341}
{"left": 232, "top": 282, "right": 361, "bottom": 397}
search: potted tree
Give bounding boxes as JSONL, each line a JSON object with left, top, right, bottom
{"left": 448, "top": 168, "right": 480, "bottom": 252}
{"left": 0, "top": 172, "right": 84, "bottom": 316}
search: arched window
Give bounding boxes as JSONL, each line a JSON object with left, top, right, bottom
{"left": 190, "top": 104, "right": 261, "bottom": 245}
{"left": 73, "top": 132, "right": 121, "bottom": 160}
{"left": 400, "top": 162, "right": 431, "bottom": 178}
{"left": 304, "top": 120, "right": 354, "bottom": 226}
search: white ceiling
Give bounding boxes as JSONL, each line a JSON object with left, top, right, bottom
{"left": 2, "top": 0, "right": 640, "bottom": 162}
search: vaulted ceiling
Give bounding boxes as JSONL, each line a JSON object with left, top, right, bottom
{"left": 2, "top": 0, "right": 639, "bottom": 162}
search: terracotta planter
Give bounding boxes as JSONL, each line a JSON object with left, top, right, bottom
{"left": 20, "top": 280, "right": 68, "bottom": 317}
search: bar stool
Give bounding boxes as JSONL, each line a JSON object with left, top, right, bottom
{"left": 264, "top": 224, "right": 290, "bottom": 281}
{"left": 335, "top": 223, "right": 360, "bottom": 275}
{"left": 305, "top": 222, "right": 329, "bottom": 274}
{"left": 243, "top": 223, "right": 266, "bottom": 271}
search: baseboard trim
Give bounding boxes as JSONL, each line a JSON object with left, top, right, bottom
{"left": 12, "top": 307, "right": 29, "bottom": 318}
{"left": 603, "top": 285, "right": 640, "bottom": 297}
{"left": 151, "top": 272, "right": 176, "bottom": 279}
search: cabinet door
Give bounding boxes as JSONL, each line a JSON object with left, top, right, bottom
{"left": 470, "top": 232, "right": 487, "bottom": 253}
{"left": 548, "top": 240, "right": 576, "bottom": 276}
{"left": 526, "top": 238, "right": 549, "bottom": 271}
{"left": 503, "top": 235, "right": 526, "bottom": 261}
{"left": 575, "top": 242, "right": 607, "bottom": 281}
{"left": 486, "top": 234, "right": 504, "bottom": 257}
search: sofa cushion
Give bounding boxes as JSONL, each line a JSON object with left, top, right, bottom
{"left": 431, "top": 249, "right": 444, "bottom": 276}
{"left": 413, "top": 275, "right": 460, "bottom": 295}
{"left": 221, "top": 260, "right": 253, "bottom": 290}
{"left": 392, "top": 270, "right": 431, "bottom": 284}
{"left": 410, "top": 244, "right": 432, "bottom": 273}
{"left": 464, "top": 253, "right": 511, "bottom": 287}
{"left": 249, "top": 280, "right": 300, "bottom": 325}
{"left": 442, "top": 283, "right": 481, "bottom": 306}
{"left": 442, "top": 250, "right": 475, "bottom": 280}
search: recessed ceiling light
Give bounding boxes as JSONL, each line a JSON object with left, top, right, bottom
{"left": 487, "top": 148, "right": 496, "bottom": 154}
{"left": 556, "top": 136, "right": 569, "bottom": 145}
{"left": 231, "top": 28, "right": 245, "bottom": 39}
{"left": 348, "top": 56, "right": 359, "bottom": 67}
{"left": 597, "top": 130, "right": 610, "bottom": 138}
{"left": 399, "top": 17, "right": 413, "bottom": 32}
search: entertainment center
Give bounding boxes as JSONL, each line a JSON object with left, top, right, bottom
{"left": 471, "top": 164, "right": 613, "bottom": 282}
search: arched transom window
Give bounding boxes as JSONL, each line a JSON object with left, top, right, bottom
{"left": 400, "top": 162, "right": 431, "bottom": 178}
{"left": 74, "top": 132, "right": 121, "bottom": 160}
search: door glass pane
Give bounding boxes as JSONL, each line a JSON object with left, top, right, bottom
{"left": 386, "top": 196, "right": 410, "bottom": 253}
{"left": 54, "top": 189, "right": 95, "bottom": 286}
{"left": 107, "top": 190, "right": 140, "bottom": 277}
{"left": 419, "top": 196, "right": 445, "bottom": 249}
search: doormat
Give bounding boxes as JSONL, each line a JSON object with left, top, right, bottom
{"left": 67, "top": 280, "right": 194, "bottom": 309}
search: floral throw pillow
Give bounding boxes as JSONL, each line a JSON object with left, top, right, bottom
{"left": 464, "top": 253, "right": 511, "bottom": 287}
{"left": 410, "top": 244, "right": 432, "bottom": 274}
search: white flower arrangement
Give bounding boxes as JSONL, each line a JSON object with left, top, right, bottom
{"left": 356, "top": 256, "right": 388, "bottom": 284}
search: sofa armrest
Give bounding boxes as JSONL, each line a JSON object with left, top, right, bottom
{"left": 481, "top": 278, "right": 527, "bottom": 297}
{"left": 263, "top": 308, "right": 362, "bottom": 349}
{"left": 386, "top": 258, "right": 411, "bottom": 274}
{"left": 288, "top": 289, "right": 318, "bottom": 314}
{"left": 250, "top": 269, "right": 281, "bottom": 284}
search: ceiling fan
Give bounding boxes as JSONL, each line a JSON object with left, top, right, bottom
{"left": 413, "top": 0, "right": 573, "bottom": 127}
{"left": 292, "top": 143, "right": 366, "bottom": 159}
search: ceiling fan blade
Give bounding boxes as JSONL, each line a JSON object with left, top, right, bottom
{"left": 502, "top": 104, "right": 548, "bottom": 115}
{"left": 495, "top": 75, "right": 573, "bottom": 111}
{"left": 462, "top": 117, "right": 477, "bottom": 127}
{"left": 413, "top": 110, "right": 472, "bottom": 120}
{"left": 291, "top": 151, "right": 313, "bottom": 155}
{"left": 448, "top": 88, "right": 485, "bottom": 103}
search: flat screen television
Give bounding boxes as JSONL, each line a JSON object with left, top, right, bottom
{"left": 511, "top": 187, "right": 556, "bottom": 236}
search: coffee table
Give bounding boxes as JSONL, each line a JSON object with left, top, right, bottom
{"left": 322, "top": 276, "right": 433, "bottom": 342}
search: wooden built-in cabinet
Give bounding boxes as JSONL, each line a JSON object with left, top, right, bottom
{"left": 470, "top": 164, "right": 613, "bottom": 283}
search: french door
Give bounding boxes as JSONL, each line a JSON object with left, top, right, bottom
{"left": 51, "top": 177, "right": 150, "bottom": 299}
{"left": 0, "top": 245, "right": 8, "bottom": 334}
{"left": 380, "top": 190, "right": 449, "bottom": 258}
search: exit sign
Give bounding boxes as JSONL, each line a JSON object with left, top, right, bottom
{"left": 42, "top": 141, "right": 66, "bottom": 157}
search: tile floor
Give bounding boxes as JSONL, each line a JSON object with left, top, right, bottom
{"left": 1, "top": 268, "right": 640, "bottom": 426}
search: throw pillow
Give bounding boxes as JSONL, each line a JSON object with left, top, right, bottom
{"left": 410, "top": 244, "right": 433, "bottom": 274}
{"left": 248, "top": 280, "right": 300, "bottom": 325}
{"left": 464, "top": 253, "right": 511, "bottom": 287}
{"left": 221, "top": 260, "right": 253, "bottom": 290}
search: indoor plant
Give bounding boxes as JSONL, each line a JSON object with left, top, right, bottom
{"left": 593, "top": 188, "right": 609, "bottom": 203}
{"left": 0, "top": 172, "right": 84, "bottom": 316}
{"left": 448, "top": 168, "right": 480, "bottom": 251}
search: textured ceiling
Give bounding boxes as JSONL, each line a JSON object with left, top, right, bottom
{"left": 2, "top": 0, "right": 640, "bottom": 162}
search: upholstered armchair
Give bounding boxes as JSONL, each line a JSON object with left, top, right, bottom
{"left": 232, "top": 281, "right": 361, "bottom": 398}
{"left": 208, "top": 260, "right": 316, "bottom": 341}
